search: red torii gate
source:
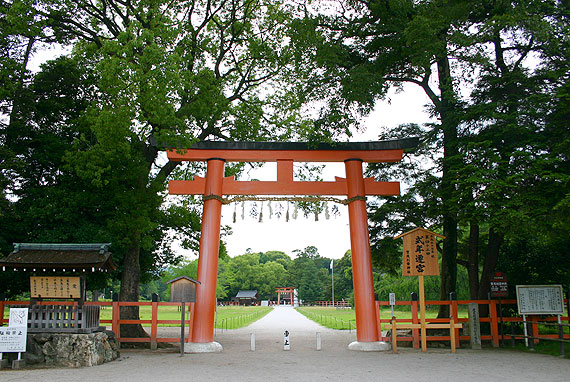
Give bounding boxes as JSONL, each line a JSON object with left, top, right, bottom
{"left": 275, "top": 287, "right": 296, "bottom": 306}
{"left": 167, "top": 139, "right": 417, "bottom": 352}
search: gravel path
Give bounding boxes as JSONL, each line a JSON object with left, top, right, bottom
{"left": 2, "top": 306, "right": 570, "bottom": 382}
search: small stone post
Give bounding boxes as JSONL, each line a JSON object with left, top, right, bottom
{"left": 468, "top": 303, "right": 482, "bottom": 350}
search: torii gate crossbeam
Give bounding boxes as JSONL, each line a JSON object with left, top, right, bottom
{"left": 167, "top": 139, "right": 418, "bottom": 352}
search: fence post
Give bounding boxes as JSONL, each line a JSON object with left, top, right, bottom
{"left": 558, "top": 315, "right": 565, "bottom": 357}
{"left": 530, "top": 316, "right": 540, "bottom": 345}
{"left": 112, "top": 292, "right": 120, "bottom": 341}
{"left": 510, "top": 322, "right": 516, "bottom": 347}
{"left": 0, "top": 292, "right": 5, "bottom": 326}
{"left": 375, "top": 301, "right": 382, "bottom": 339}
{"left": 566, "top": 290, "right": 570, "bottom": 337}
{"left": 449, "top": 292, "right": 460, "bottom": 349}
{"left": 411, "top": 292, "right": 419, "bottom": 349}
{"left": 450, "top": 316, "right": 457, "bottom": 354}
{"left": 150, "top": 293, "right": 158, "bottom": 350}
{"left": 489, "top": 299, "right": 500, "bottom": 348}
{"left": 390, "top": 316, "right": 397, "bottom": 353}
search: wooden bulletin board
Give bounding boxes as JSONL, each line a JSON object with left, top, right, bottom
{"left": 396, "top": 228, "right": 443, "bottom": 276}
{"left": 30, "top": 276, "right": 82, "bottom": 299}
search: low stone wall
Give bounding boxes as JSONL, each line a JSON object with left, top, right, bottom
{"left": 23, "top": 330, "right": 120, "bottom": 367}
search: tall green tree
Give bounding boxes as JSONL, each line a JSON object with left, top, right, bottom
{"left": 2, "top": 0, "right": 309, "bottom": 336}
{"left": 295, "top": 0, "right": 570, "bottom": 313}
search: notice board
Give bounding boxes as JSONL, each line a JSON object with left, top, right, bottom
{"left": 30, "top": 276, "right": 81, "bottom": 299}
{"left": 516, "top": 285, "right": 564, "bottom": 315}
{"left": 396, "top": 228, "right": 443, "bottom": 276}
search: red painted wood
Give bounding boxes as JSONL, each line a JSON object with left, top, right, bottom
{"left": 192, "top": 159, "right": 225, "bottom": 343}
{"left": 151, "top": 300, "right": 158, "bottom": 349}
{"left": 411, "top": 299, "right": 420, "bottom": 349}
{"left": 346, "top": 159, "right": 379, "bottom": 343}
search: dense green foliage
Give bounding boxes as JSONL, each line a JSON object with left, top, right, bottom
{"left": 149, "top": 247, "right": 355, "bottom": 304}
{"left": 0, "top": 1, "right": 311, "bottom": 305}
{"left": 292, "top": 0, "right": 570, "bottom": 310}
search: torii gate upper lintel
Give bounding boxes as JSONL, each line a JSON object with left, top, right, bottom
{"left": 167, "top": 138, "right": 418, "bottom": 352}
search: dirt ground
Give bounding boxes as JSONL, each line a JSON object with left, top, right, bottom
{"left": 2, "top": 306, "right": 569, "bottom": 382}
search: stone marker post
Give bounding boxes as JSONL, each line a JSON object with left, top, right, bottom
{"left": 284, "top": 330, "right": 290, "bottom": 351}
{"left": 468, "top": 303, "right": 482, "bottom": 350}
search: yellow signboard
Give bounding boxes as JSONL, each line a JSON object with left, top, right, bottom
{"left": 30, "top": 276, "right": 81, "bottom": 299}
{"left": 395, "top": 228, "right": 444, "bottom": 276}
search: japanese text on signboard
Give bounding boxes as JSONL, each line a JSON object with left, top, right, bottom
{"left": 30, "top": 276, "right": 81, "bottom": 299}
{"left": 516, "top": 285, "right": 564, "bottom": 315}
{"left": 0, "top": 326, "right": 28, "bottom": 352}
{"left": 401, "top": 230, "right": 440, "bottom": 276}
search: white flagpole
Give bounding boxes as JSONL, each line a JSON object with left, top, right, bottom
{"left": 330, "top": 260, "right": 334, "bottom": 307}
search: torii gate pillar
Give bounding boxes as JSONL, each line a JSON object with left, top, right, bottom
{"left": 345, "top": 159, "right": 386, "bottom": 350}
{"left": 184, "top": 158, "right": 224, "bottom": 353}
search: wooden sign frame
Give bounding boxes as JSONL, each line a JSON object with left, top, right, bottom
{"left": 30, "top": 276, "right": 82, "bottom": 299}
{"left": 395, "top": 227, "right": 443, "bottom": 276}
{"left": 394, "top": 228, "right": 448, "bottom": 352}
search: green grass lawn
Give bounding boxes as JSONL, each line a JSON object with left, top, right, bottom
{"left": 214, "top": 306, "right": 272, "bottom": 329}
{"left": 2, "top": 303, "right": 270, "bottom": 329}
{"left": 95, "top": 304, "right": 272, "bottom": 328}
{"left": 296, "top": 306, "right": 470, "bottom": 331}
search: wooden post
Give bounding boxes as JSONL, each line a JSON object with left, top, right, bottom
{"left": 411, "top": 292, "right": 420, "bottom": 349}
{"left": 489, "top": 299, "right": 499, "bottom": 348}
{"left": 192, "top": 158, "right": 225, "bottom": 343}
{"left": 450, "top": 316, "right": 456, "bottom": 353}
{"left": 150, "top": 296, "right": 158, "bottom": 350}
{"left": 391, "top": 316, "right": 398, "bottom": 353}
{"left": 531, "top": 315, "right": 540, "bottom": 345}
{"left": 419, "top": 275, "right": 427, "bottom": 352}
{"left": 186, "top": 302, "right": 195, "bottom": 343}
{"left": 112, "top": 293, "right": 120, "bottom": 341}
{"left": 345, "top": 159, "right": 379, "bottom": 343}
{"left": 180, "top": 301, "right": 185, "bottom": 355}
{"left": 450, "top": 293, "right": 460, "bottom": 349}
{"left": 0, "top": 295, "right": 5, "bottom": 326}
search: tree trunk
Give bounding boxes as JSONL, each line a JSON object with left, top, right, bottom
{"left": 119, "top": 239, "right": 149, "bottom": 339}
{"left": 478, "top": 227, "right": 504, "bottom": 316}
{"left": 468, "top": 221, "right": 480, "bottom": 300}
{"left": 436, "top": 51, "right": 460, "bottom": 318}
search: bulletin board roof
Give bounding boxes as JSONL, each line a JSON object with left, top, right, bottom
{"left": 0, "top": 243, "right": 116, "bottom": 272}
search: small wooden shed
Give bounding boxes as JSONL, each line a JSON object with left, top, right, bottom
{"left": 234, "top": 290, "right": 259, "bottom": 306}
{"left": 166, "top": 276, "right": 200, "bottom": 302}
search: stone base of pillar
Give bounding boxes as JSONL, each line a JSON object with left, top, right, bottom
{"left": 184, "top": 341, "right": 223, "bottom": 353}
{"left": 348, "top": 341, "right": 391, "bottom": 352}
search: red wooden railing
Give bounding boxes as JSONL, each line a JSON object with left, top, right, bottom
{"left": 0, "top": 300, "right": 194, "bottom": 349}
{"left": 376, "top": 298, "right": 570, "bottom": 349}
{"left": 2, "top": 298, "right": 568, "bottom": 349}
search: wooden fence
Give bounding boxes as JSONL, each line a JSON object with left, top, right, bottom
{"left": 0, "top": 300, "right": 194, "bottom": 350}
{"left": 376, "top": 298, "right": 570, "bottom": 349}
{"left": 2, "top": 298, "right": 569, "bottom": 349}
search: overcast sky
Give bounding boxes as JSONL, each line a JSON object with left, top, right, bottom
{"left": 218, "top": 84, "right": 433, "bottom": 260}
